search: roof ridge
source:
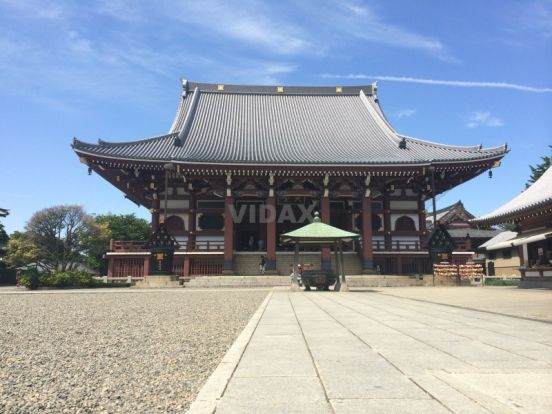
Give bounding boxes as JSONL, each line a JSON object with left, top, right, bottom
{"left": 175, "top": 86, "right": 201, "bottom": 149}
{"left": 400, "top": 134, "right": 507, "bottom": 153}
{"left": 472, "top": 165, "right": 552, "bottom": 224}
{"left": 187, "top": 81, "right": 376, "bottom": 95}
{"left": 431, "top": 200, "right": 463, "bottom": 214}
{"left": 73, "top": 133, "right": 178, "bottom": 148}
{"left": 199, "top": 90, "right": 360, "bottom": 96}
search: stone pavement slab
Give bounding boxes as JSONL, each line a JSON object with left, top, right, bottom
{"left": 188, "top": 289, "right": 552, "bottom": 413}
{"left": 373, "top": 286, "right": 552, "bottom": 322}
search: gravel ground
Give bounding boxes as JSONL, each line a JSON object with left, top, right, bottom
{"left": 0, "top": 289, "right": 268, "bottom": 413}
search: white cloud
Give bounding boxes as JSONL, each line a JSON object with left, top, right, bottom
{"left": 523, "top": 0, "right": 552, "bottom": 38}
{"left": 396, "top": 109, "right": 416, "bottom": 118}
{"left": 333, "top": 1, "right": 455, "bottom": 62}
{"left": 321, "top": 74, "right": 552, "bottom": 93}
{"left": 95, "top": 0, "right": 145, "bottom": 22}
{"left": 0, "top": 0, "right": 65, "bottom": 19}
{"left": 466, "top": 112, "right": 504, "bottom": 128}
{"left": 237, "top": 62, "right": 297, "bottom": 84}
{"left": 167, "top": 0, "right": 316, "bottom": 56}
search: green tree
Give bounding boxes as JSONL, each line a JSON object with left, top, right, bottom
{"left": 0, "top": 222, "right": 10, "bottom": 269}
{"left": 22, "top": 205, "right": 109, "bottom": 272}
{"left": 87, "top": 213, "right": 150, "bottom": 274}
{"left": 95, "top": 213, "right": 150, "bottom": 241}
{"left": 5, "top": 231, "right": 40, "bottom": 269}
{"left": 526, "top": 145, "right": 551, "bottom": 188}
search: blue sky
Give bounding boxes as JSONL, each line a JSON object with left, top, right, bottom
{"left": 1, "top": 0, "right": 551, "bottom": 233}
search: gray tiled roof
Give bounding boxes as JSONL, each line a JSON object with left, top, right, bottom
{"left": 73, "top": 81, "right": 508, "bottom": 166}
{"left": 479, "top": 231, "right": 518, "bottom": 250}
{"left": 447, "top": 228, "right": 501, "bottom": 239}
{"left": 473, "top": 165, "right": 552, "bottom": 225}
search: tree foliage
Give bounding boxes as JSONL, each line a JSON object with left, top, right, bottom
{"left": 5, "top": 231, "right": 40, "bottom": 269}
{"left": 94, "top": 213, "right": 150, "bottom": 241}
{"left": 16, "top": 205, "right": 109, "bottom": 272}
{"left": 88, "top": 213, "right": 150, "bottom": 274}
{"left": 0, "top": 222, "right": 10, "bottom": 269}
{"left": 0, "top": 222, "right": 8, "bottom": 246}
{"left": 526, "top": 145, "right": 551, "bottom": 188}
{"left": 5, "top": 209, "right": 150, "bottom": 275}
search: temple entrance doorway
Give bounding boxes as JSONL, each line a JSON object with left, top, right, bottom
{"left": 234, "top": 201, "right": 264, "bottom": 251}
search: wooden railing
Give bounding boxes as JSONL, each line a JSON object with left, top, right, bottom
{"left": 190, "top": 259, "right": 223, "bottom": 275}
{"left": 184, "top": 240, "right": 225, "bottom": 251}
{"left": 370, "top": 240, "right": 422, "bottom": 251}
{"left": 112, "top": 258, "right": 144, "bottom": 278}
{"left": 109, "top": 239, "right": 224, "bottom": 252}
{"left": 110, "top": 240, "right": 147, "bottom": 252}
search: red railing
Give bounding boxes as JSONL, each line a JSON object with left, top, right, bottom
{"left": 190, "top": 259, "right": 223, "bottom": 275}
{"left": 111, "top": 240, "right": 147, "bottom": 252}
{"left": 109, "top": 239, "right": 224, "bottom": 252}
{"left": 112, "top": 258, "right": 144, "bottom": 278}
{"left": 184, "top": 240, "right": 225, "bottom": 251}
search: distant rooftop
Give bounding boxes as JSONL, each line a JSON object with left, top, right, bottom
{"left": 473, "top": 166, "right": 552, "bottom": 225}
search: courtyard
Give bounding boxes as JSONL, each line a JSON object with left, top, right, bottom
{"left": 0, "top": 289, "right": 268, "bottom": 413}
{"left": 1, "top": 286, "right": 551, "bottom": 413}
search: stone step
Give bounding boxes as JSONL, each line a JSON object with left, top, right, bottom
{"left": 185, "top": 276, "right": 290, "bottom": 288}
{"left": 346, "top": 275, "right": 425, "bottom": 287}
{"left": 234, "top": 253, "right": 364, "bottom": 276}
{"left": 135, "top": 275, "right": 182, "bottom": 288}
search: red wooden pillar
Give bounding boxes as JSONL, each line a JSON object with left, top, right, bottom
{"left": 321, "top": 195, "right": 331, "bottom": 270}
{"left": 464, "top": 235, "right": 472, "bottom": 251}
{"left": 362, "top": 196, "right": 374, "bottom": 273}
{"left": 223, "top": 192, "right": 234, "bottom": 273}
{"left": 107, "top": 256, "right": 114, "bottom": 279}
{"left": 151, "top": 198, "right": 160, "bottom": 232}
{"left": 188, "top": 192, "right": 196, "bottom": 250}
{"left": 183, "top": 256, "right": 191, "bottom": 277}
{"left": 418, "top": 197, "right": 427, "bottom": 248}
{"left": 384, "top": 193, "right": 392, "bottom": 250}
{"left": 143, "top": 255, "right": 150, "bottom": 277}
{"left": 266, "top": 195, "right": 277, "bottom": 271}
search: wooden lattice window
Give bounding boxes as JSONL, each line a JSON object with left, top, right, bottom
{"left": 165, "top": 215, "right": 185, "bottom": 235}
{"left": 395, "top": 216, "right": 416, "bottom": 232}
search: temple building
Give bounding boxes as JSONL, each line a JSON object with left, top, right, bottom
{"left": 72, "top": 81, "right": 508, "bottom": 279}
{"left": 472, "top": 166, "right": 552, "bottom": 287}
{"left": 427, "top": 200, "right": 501, "bottom": 268}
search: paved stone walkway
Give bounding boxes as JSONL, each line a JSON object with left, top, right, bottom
{"left": 374, "top": 286, "right": 552, "bottom": 322}
{"left": 189, "top": 290, "right": 552, "bottom": 414}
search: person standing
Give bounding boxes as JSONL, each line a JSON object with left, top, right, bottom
{"left": 259, "top": 255, "right": 266, "bottom": 275}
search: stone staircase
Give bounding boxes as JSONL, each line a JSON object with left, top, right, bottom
{"left": 234, "top": 252, "right": 363, "bottom": 276}
{"left": 135, "top": 275, "right": 181, "bottom": 288}
{"left": 184, "top": 274, "right": 425, "bottom": 289}
{"left": 184, "top": 275, "right": 290, "bottom": 288}
{"left": 234, "top": 254, "right": 268, "bottom": 275}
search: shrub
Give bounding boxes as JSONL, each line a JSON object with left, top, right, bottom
{"left": 47, "top": 271, "right": 99, "bottom": 288}
{"left": 19, "top": 269, "right": 128, "bottom": 289}
{"left": 18, "top": 268, "right": 42, "bottom": 290}
{"left": 484, "top": 278, "right": 520, "bottom": 286}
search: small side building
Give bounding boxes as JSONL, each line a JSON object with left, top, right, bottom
{"left": 478, "top": 231, "right": 520, "bottom": 277}
{"left": 472, "top": 166, "right": 552, "bottom": 288}
{"left": 427, "top": 200, "right": 501, "bottom": 267}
